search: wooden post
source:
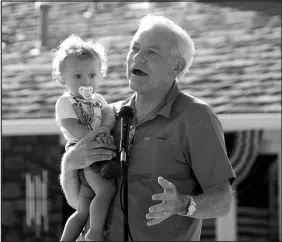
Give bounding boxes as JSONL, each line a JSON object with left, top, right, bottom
{"left": 216, "top": 191, "right": 237, "bottom": 241}
{"left": 35, "top": 2, "right": 51, "bottom": 50}
{"left": 83, "top": 2, "right": 97, "bottom": 19}
{"left": 83, "top": 2, "right": 97, "bottom": 37}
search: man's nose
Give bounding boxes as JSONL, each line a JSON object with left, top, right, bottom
{"left": 133, "top": 50, "right": 146, "bottom": 64}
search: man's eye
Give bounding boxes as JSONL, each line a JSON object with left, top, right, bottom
{"left": 148, "top": 50, "right": 158, "bottom": 55}
{"left": 131, "top": 46, "right": 139, "bottom": 51}
{"left": 74, "top": 74, "right": 81, "bottom": 79}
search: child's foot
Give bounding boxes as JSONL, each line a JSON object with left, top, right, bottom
{"left": 85, "top": 229, "right": 104, "bottom": 241}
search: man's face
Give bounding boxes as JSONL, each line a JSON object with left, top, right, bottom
{"left": 61, "top": 56, "right": 101, "bottom": 98}
{"left": 126, "top": 27, "right": 180, "bottom": 94}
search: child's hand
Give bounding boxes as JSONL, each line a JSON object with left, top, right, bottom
{"left": 96, "top": 129, "right": 113, "bottom": 146}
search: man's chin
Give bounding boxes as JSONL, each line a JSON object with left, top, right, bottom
{"left": 129, "top": 77, "right": 150, "bottom": 93}
{"left": 129, "top": 80, "right": 138, "bottom": 92}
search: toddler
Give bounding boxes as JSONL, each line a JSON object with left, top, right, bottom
{"left": 54, "top": 34, "right": 116, "bottom": 241}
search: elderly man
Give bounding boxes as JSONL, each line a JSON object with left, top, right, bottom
{"left": 60, "top": 15, "right": 236, "bottom": 241}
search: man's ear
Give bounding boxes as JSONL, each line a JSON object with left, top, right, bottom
{"left": 172, "top": 57, "right": 186, "bottom": 74}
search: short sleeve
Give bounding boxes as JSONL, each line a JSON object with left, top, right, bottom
{"left": 95, "top": 93, "right": 109, "bottom": 109}
{"left": 187, "top": 109, "right": 236, "bottom": 192}
{"left": 55, "top": 95, "right": 78, "bottom": 122}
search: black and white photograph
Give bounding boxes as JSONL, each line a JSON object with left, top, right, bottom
{"left": 2, "top": 1, "right": 281, "bottom": 241}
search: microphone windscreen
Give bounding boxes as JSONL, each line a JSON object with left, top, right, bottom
{"left": 118, "top": 106, "right": 134, "bottom": 120}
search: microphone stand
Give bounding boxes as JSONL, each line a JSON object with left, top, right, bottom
{"left": 120, "top": 149, "right": 129, "bottom": 241}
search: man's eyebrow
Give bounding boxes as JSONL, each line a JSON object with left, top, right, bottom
{"left": 130, "top": 43, "right": 162, "bottom": 52}
{"left": 147, "top": 45, "right": 161, "bottom": 51}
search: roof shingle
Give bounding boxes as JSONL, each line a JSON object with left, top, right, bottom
{"left": 2, "top": 2, "right": 281, "bottom": 120}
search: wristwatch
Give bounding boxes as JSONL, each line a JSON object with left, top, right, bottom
{"left": 185, "top": 196, "right": 196, "bottom": 216}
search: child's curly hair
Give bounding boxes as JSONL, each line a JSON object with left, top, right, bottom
{"left": 52, "top": 34, "right": 108, "bottom": 85}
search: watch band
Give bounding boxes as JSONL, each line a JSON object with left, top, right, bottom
{"left": 185, "top": 195, "right": 196, "bottom": 216}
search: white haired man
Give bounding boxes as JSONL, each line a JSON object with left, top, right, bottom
{"left": 60, "top": 15, "right": 236, "bottom": 241}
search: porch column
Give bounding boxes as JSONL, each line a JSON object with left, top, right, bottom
{"left": 215, "top": 191, "right": 237, "bottom": 241}
{"left": 278, "top": 150, "right": 281, "bottom": 241}
{"left": 260, "top": 129, "right": 281, "bottom": 240}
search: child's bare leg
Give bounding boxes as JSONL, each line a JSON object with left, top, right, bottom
{"left": 60, "top": 184, "right": 93, "bottom": 241}
{"left": 84, "top": 167, "right": 116, "bottom": 241}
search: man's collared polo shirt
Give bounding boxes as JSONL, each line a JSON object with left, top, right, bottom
{"left": 106, "top": 81, "right": 236, "bottom": 241}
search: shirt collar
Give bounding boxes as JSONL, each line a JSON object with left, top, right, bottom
{"left": 158, "top": 80, "right": 180, "bottom": 118}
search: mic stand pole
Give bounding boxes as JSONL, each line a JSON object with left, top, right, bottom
{"left": 120, "top": 150, "right": 129, "bottom": 241}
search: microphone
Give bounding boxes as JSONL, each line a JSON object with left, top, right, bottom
{"left": 118, "top": 106, "right": 134, "bottom": 163}
{"left": 117, "top": 106, "right": 134, "bottom": 241}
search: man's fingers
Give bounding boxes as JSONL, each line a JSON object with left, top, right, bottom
{"left": 90, "top": 154, "right": 115, "bottom": 163}
{"left": 158, "top": 177, "right": 176, "bottom": 193}
{"left": 146, "top": 210, "right": 172, "bottom": 220}
{"left": 147, "top": 215, "right": 170, "bottom": 226}
{"left": 152, "top": 193, "right": 175, "bottom": 202}
{"left": 149, "top": 202, "right": 170, "bottom": 213}
{"left": 87, "top": 149, "right": 116, "bottom": 159}
{"left": 86, "top": 142, "right": 116, "bottom": 151}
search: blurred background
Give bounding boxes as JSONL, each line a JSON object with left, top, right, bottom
{"left": 1, "top": 1, "right": 281, "bottom": 241}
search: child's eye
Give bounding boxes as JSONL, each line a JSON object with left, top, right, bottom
{"left": 89, "top": 73, "right": 96, "bottom": 78}
{"left": 74, "top": 74, "right": 81, "bottom": 79}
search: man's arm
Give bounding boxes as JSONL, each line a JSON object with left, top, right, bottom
{"left": 182, "top": 180, "right": 233, "bottom": 219}
{"left": 59, "top": 127, "right": 117, "bottom": 208}
{"left": 147, "top": 178, "right": 233, "bottom": 226}
{"left": 60, "top": 146, "right": 80, "bottom": 209}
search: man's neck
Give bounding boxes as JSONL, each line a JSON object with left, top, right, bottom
{"left": 134, "top": 85, "right": 172, "bottom": 123}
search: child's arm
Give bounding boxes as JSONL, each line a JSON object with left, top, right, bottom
{"left": 96, "top": 93, "right": 116, "bottom": 131}
{"left": 56, "top": 95, "right": 90, "bottom": 141}
{"left": 101, "top": 106, "right": 116, "bottom": 131}
{"left": 60, "top": 118, "right": 90, "bottom": 141}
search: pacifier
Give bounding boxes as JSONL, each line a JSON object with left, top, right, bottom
{"left": 78, "top": 86, "right": 94, "bottom": 100}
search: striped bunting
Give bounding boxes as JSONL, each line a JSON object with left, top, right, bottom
{"left": 229, "top": 130, "right": 263, "bottom": 186}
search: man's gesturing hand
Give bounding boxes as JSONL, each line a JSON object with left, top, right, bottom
{"left": 146, "top": 177, "right": 190, "bottom": 226}
{"left": 65, "top": 127, "right": 116, "bottom": 170}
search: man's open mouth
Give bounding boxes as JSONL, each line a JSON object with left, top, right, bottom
{"left": 132, "top": 68, "right": 148, "bottom": 76}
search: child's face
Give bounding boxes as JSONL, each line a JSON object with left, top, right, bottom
{"left": 61, "top": 56, "right": 101, "bottom": 98}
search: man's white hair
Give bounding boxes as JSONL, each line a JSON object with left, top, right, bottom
{"left": 135, "top": 15, "right": 195, "bottom": 81}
